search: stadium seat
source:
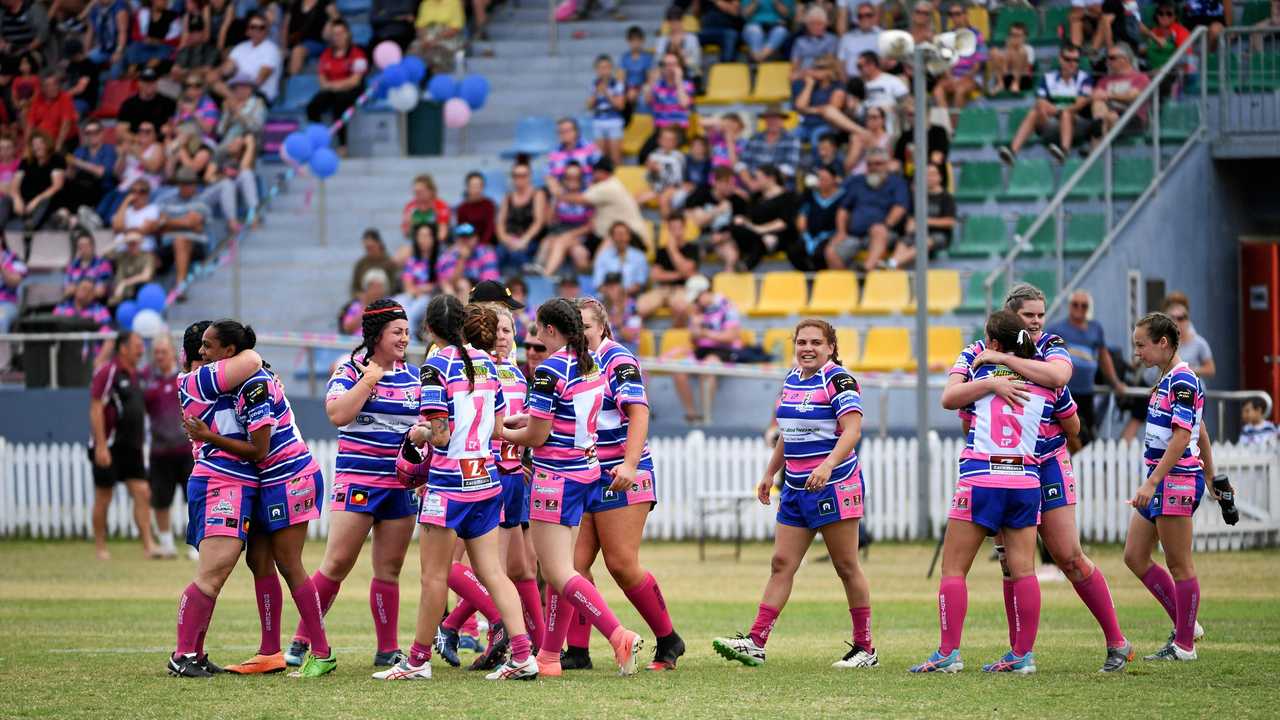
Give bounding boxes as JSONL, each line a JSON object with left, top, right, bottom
{"left": 739, "top": 328, "right": 758, "bottom": 347}
{"left": 615, "top": 165, "right": 650, "bottom": 200}
{"left": 1018, "top": 269, "right": 1057, "bottom": 307}
{"left": 749, "top": 62, "right": 792, "bottom": 103}
{"left": 804, "top": 270, "right": 859, "bottom": 314}
{"left": 698, "top": 63, "right": 751, "bottom": 105}
{"left": 1159, "top": 102, "right": 1199, "bottom": 143}
{"left": 906, "top": 269, "right": 962, "bottom": 314}
{"left": 835, "top": 327, "right": 861, "bottom": 366}
{"left": 350, "top": 22, "right": 372, "bottom": 46}
{"left": 763, "top": 327, "right": 794, "bottom": 362}
{"left": 712, "top": 272, "right": 757, "bottom": 313}
{"left": 752, "top": 271, "right": 807, "bottom": 317}
{"left": 1062, "top": 157, "right": 1104, "bottom": 200}
{"left": 280, "top": 74, "right": 321, "bottom": 113}
{"left": 336, "top": 0, "right": 371, "bottom": 13}
{"left": 950, "top": 214, "right": 1007, "bottom": 258}
{"left": 659, "top": 328, "right": 692, "bottom": 357}
{"left": 1065, "top": 212, "right": 1106, "bottom": 256}
{"left": 1205, "top": 53, "right": 1242, "bottom": 94}
{"left": 1246, "top": 52, "right": 1280, "bottom": 91}
{"left": 954, "top": 161, "right": 1003, "bottom": 202}
{"left": 1000, "top": 158, "right": 1054, "bottom": 201}
{"left": 965, "top": 6, "right": 991, "bottom": 39}
{"left": 1003, "top": 106, "right": 1030, "bottom": 144}
{"left": 909, "top": 326, "right": 966, "bottom": 371}
{"left": 959, "top": 271, "right": 1005, "bottom": 314}
{"left": 1114, "top": 157, "right": 1154, "bottom": 199}
{"left": 855, "top": 327, "right": 911, "bottom": 372}
{"left": 1038, "top": 6, "right": 1069, "bottom": 45}
{"left": 622, "top": 114, "right": 654, "bottom": 157}
{"left": 951, "top": 107, "right": 1000, "bottom": 148}
{"left": 753, "top": 110, "right": 801, "bottom": 132}
{"left": 857, "top": 270, "right": 910, "bottom": 314}
{"left": 1243, "top": 1, "right": 1271, "bottom": 24}
{"left": 92, "top": 78, "right": 137, "bottom": 119}
{"left": 991, "top": 6, "right": 1038, "bottom": 45}
{"left": 480, "top": 167, "right": 508, "bottom": 202}
{"left": 502, "top": 116, "right": 558, "bottom": 158}
{"left": 658, "top": 215, "right": 702, "bottom": 246}
{"left": 1015, "top": 214, "right": 1057, "bottom": 256}
{"left": 638, "top": 329, "right": 656, "bottom": 358}
{"left": 660, "top": 13, "right": 702, "bottom": 34}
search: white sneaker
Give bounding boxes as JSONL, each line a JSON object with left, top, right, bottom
{"left": 832, "top": 643, "right": 879, "bottom": 668}
{"left": 712, "top": 634, "right": 766, "bottom": 667}
{"left": 372, "top": 658, "right": 432, "bottom": 680}
{"left": 485, "top": 655, "right": 538, "bottom": 680}
{"left": 1195, "top": 621, "right": 1205, "bottom": 640}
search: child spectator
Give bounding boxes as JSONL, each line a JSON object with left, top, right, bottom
{"left": 397, "top": 222, "right": 439, "bottom": 337}
{"left": 640, "top": 125, "right": 687, "bottom": 217}
{"left": 436, "top": 223, "right": 499, "bottom": 298}
{"left": 704, "top": 112, "right": 746, "bottom": 171}
{"left": 932, "top": 2, "right": 987, "bottom": 110}
{"left": 1139, "top": 2, "right": 1192, "bottom": 72}
{"left": 618, "top": 25, "right": 654, "bottom": 111}
{"left": 684, "top": 135, "right": 713, "bottom": 190}
{"left": 349, "top": 228, "right": 400, "bottom": 297}
{"left": 455, "top": 171, "right": 496, "bottom": 246}
{"left": 988, "top": 21, "right": 1034, "bottom": 95}
{"left": 588, "top": 54, "right": 626, "bottom": 166}
{"left": 64, "top": 228, "right": 113, "bottom": 301}
{"left": 654, "top": 6, "right": 703, "bottom": 92}
{"left": 535, "top": 161, "right": 595, "bottom": 278}
{"left": 1240, "top": 398, "right": 1277, "bottom": 447}
{"left": 399, "top": 173, "right": 450, "bottom": 261}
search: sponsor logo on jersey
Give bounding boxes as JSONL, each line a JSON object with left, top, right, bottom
{"left": 269, "top": 504, "right": 286, "bottom": 520}
{"left": 205, "top": 517, "right": 224, "bottom": 526}
{"left": 989, "top": 456, "right": 1025, "bottom": 475}
{"left": 546, "top": 499, "right": 560, "bottom": 512}
{"left": 420, "top": 493, "right": 446, "bottom": 518}
{"left": 349, "top": 490, "right": 369, "bottom": 506}
{"left": 211, "top": 500, "right": 234, "bottom": 516}
{"left": 818, "top": 499, "right": 836, "bottom": 515}
{"left": 1043, "top": 483, "right": 1062, "bottom": 500}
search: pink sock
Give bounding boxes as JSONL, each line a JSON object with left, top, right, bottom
{"left": 510, "top": 633, "right": 532, "bottom": 663}
{"left": 1173, "top": 577, "right": 1200, "bottom": 650}
{"left": 563, "top": 575, "right": 622, "bottom": 639}
{"left": 1140, "top": 564, "right": 1178, "bottom": 621}
{"left": 295, "top": 571, "right": 340, "bottom": 644}
{"left": 624, "top": 572, "right": 675, "bottom": 638}
{"left": 195, "top": 596, "right": 216, "bottom": 657}
{"left": 369, "top": 578, "right": 400, "bottom": 653}
{"left": 292, "top": 579, "right": 330, "bottom": 658}
{"left": 566, "top": 605, "right": 592, "bottom": 649}
{"left": 254, "top": 575, "right": 283, "bottom": 655}
{"left": 1002, "top": 579, "right": 1016, "bottom": 649}
{"left": 938, "top": 576, "right": 967, "bottom": 655}
{"left": 1072, "top": 568, "right": 1126, "bottom": 648}
{"left": 849, "top": 607, "right": 872, "bottom": 649}
{"left": 176, "top": 583, "right": 215, "bottom": 656}
{"left": 441, "top": 599, "right": 477, "bottom": 632}
{"left": 448, "top": 563, "right": 500, "bottom": 624}
{"left": 515, "top": 579, "right": 544, "bottom": 649}
{"left": 748, "top": 604, "right": 780, "bottom": 648}
{"left": 1010, "top": 576, "right": 1041, "bottom": 656}
{"left": 538, "top": 586, "right": 570, "bottom": 661}
{"left": 409, "top": 640, "right": 432, "bottom": 666}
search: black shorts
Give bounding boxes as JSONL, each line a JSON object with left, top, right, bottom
{"left": 581, "top": 233, "right": 603, "bottom": 258}
{"left": 148, "top": 452, "right": 194, "bottom": 509}
{"left": 694, "top": 346, "right": 736, "bottom": 362}
{"left": 90, "top": 444, "right": 147, "bottom": 488}
{"left": 1182, "top": 14, "right": 1225, "bottom": 30}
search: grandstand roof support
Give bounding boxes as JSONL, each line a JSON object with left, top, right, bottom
{"left": 911, "top": 49, "right": 932, "bottom": 537}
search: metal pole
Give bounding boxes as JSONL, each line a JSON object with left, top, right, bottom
{"left": 231, "top": 232, "right": 242, "bottom": 319}
{"left": 1103, "top": 142, "right": 1113, "bottom": 234}
{"left": 912, "top": 47, "right": 931, "bottom": 538}
{"left": 549, "top": 0, "right": 558, "bottom": 56}
{"left": 318, "top": 180, "right": 327, "bottom": 248}
{"left": 1199, "top": 30, "right": 1208, "bottom": 138}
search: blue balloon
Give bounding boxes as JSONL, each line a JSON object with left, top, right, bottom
{"left": 304, "top": 123, "right": 331, "bottom": 152}
{"left": 136, "top": 283, "right": 167, "bottom": 312}
{"left": 459, "top": 74, "right": 490, "bottom": 110}
{"left": 283, "top": 131, "right": 313, "bottom": 163}
{"left": 115, "top": 300, "right": 139, "bottom": 331}
{"left": 310, "top": 147, "right": 340, "bottom": 179}
{"left": 427, "top": 73, "right": 457, "bottom": 101}
{"left": 401, "top": 56, "right": 427, "bottom": 84}
{"left": 380, "top": 63, "right": 407, "bottom": 89}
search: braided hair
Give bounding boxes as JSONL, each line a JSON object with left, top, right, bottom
{"left": 574, "top": 297, "right": 613, "bottom": 342}
{"left": 793, "top": 318, "right": 841, "bottom": 366}
{"left": 182, "top": 320, "right": 212, "bottom": 371}
{"left": 351, "top": 297, "right": 408, "bottom": 366}
{"left": 463, "top": 303, "right": 498, "bottom": 354}
{"left": 537, "top": 297, "right": 595, "bottom": 374}
{"left": 426, "top": 295, "right": 476, "bottom": 388}
{"left": 986, "top": 310, "right": 1038, "bottom": 359}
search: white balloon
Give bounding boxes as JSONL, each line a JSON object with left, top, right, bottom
{"left": 388, "top": 83, "right": 420, "bottom": 113}
{"left": 131, "top": 309, "right": 167, "bottom": 337}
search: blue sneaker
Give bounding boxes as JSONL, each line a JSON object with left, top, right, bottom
{"left": 982, "top": 650, "right": 1037, "bottom": 674}
{"left": 458, "top": 634, "right": 484, "bottom": 654}
{"left": 908, "top": 649, "right": 964, "bottom": 673}
{"left": 434, "top": 627, "right": 462, "bottom": 668}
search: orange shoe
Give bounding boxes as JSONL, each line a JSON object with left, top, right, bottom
{"left": 609, "top": 628, "right": 643, "bottom": 676}
{"left": 224, "top": 652, "right": 286, "bottom": 674}
{"left": 535, "top": 650, "right": 562, "bottom": 677}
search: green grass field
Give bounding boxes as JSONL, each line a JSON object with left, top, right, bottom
{"left": 1, "top": 539, "right": 1278, "bottom": 719}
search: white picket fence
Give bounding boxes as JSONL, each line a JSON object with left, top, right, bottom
{"left": 1, "top": 436, "right": 1277, "bottom": 549}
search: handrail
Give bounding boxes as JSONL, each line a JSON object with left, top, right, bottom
{"left": 983, "top": 26, "right": 1209, "bottom": 316}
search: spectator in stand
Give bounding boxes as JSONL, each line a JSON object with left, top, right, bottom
{"left": 341, "top": 266, "right": 391, "bottom": 333}
{"left": 397, "top": 222, "right": 439, "bottom": 336}
{"left": 0, "top": 236, "right": 26, "bottom": 370}
{"left": 1140, "top": 2, "right": 1192, "bottom": 75}
{"left": 4, "top": 131, "right": 66, "bottom": 259}
{"left": 685, "top": 134, "right": 713, "bottom": 191}
{"left": 792, "top": 161, "right": 844, "bottom": 271}
{"left": 158, "top": 167, "right": 212, "bottom": 292}
{"left": 637, "top": 212, "right": 700, "bottom": 319}
{"left": 739, "top": 103, "right": 801, "bottom": 191}
{"left": 671, "top": 274, "right": 742, "bottom": 424}
{"left": 106, "top": 231, "right": 155, "bottom": 306}
{"left": 588, "top": 54, "right": 626, "bottom": 166}
{"left": 837, "top": 2, "right": 882, "bottom": 79}
{"left": 455, "top": 171, "right": 495, "bottom": 246}
{"left": 174, "top": 72, "right": 220, "bottom": 138}
{"left": 412, "top": 0, "right": 464, "bottom": 73}
{"left": 701, "top": 112, "right": 746, "bottom": 172}
{"left": 112, "top": 179, "right": 161, "bottom": 247}
{"left": 698, "top": 0, "right": 742, "bottom": 63}
{"left": 521, "top": 320, "right": 549, "bottom": 378}
{"left": 1068, "top": 0, "right": 1105, "bottom": 53}
{"left": 1045, "top": 288, "right": 1126, "bottom": 448}
{"left": 844, "top": 103, "right": 892, "bottom": 175}
{"left": 495, "top": 158, "right": 546, "bottom": 273}
{"left": 212, "top": 74, "right": 265, "bottom": 206}
{"left": 64, "top": 227, "right": 112, "bottom": 300}
{"left": 597, "top": 271, "right": 642, "bottom": 351}
{"left": 165, "top": 120, "right": 253, "bottom": 230}
{"left": 654, "top": 6, "right": 703, "bottom": 92}
{"left": 116, "top": 67, "right": 176, "bottom": 140}
{"left": 803, "top": 132, "right": 843, "bottom": 177}
{"left": 398, "top": 173, "right": 449, "bottom": 262}
{"left": 1089, "top": 42, "right": 1150, "bottom": 141}
{"left": 686, "top": 165, "right": 748, "bottom": 272}
{"left": 219, "top": 11, "right": 282, "bottom": 103}
{"left": 283, "top": 0, "right": 338, "bottom": 76}
{"left": 892, "top": 96, "right": 950, "bottom": 183}
{"left": 141, "top": 336, "right": 191, "bottom": 559}
{"left": 852, "top": 50, "right": 908, "bottom": 110}
{"left": 932, "top": 2, "right": 987, "bottom": 110}
{"left": 794, "top": 54, "right": 847, "bottom": 150}
{"left": 61, "top": 39, "right": 102, "bottom": 117}
{"left": 55, "top": 277, "right": 113, "bottom": 326}
{"left": 1250, "top": 0, "right": 1280, "bottom": 50}
{"left": 125, "top": 0, "right": 181, "bottom": 70}
{"left": 564, "top": 156, "right": 653, "bottom": 253}
{"left": 546, "top": 117, "right": 601, "bottom": 194}
{"left": 349, "top": 228, "right": 400, "bottom": 297}
{"left": 535, "top": 160, "right": 595, "bottom": 278}
{"left": 370, "top": 0, "right": 417, "bottom": 50}
{"left": 98, "top": 119, "right": 164, "bottom": 220}
{"left": 723, "top": 163, "right": 796, "bottom": 270}
{"left": 593, "top": 220, "right": 648, "bottom": 295}
{"left": 640, "top": 125, "right": 688, "bottom": 217}
{"left": 1182, "top": 0, "right": 1230, "bottom": 50}
{"left": 989, "top": 21, "right": 1035, "bottom": 95}
{"left": 827, "top": 147, "right": 907, "bottom": 272}
{"left": 890, "top": 162, "right": 955, "bottom": 268}
{"left": 640, "top": 50, "right": 694, "bottom": 161}
{"left": 306, "top": 18, "right": 367, "bottom": 154}
{"left": 60, "top": 120, "right": 111, "bottom": 227}
{"left": 1240, "top": 398, "right": 1277, "bottom": 447}
{"left": 436, "top": 222, "right": 498, "bottom": 298}
{"left": 173, "top": 0, "right": 220, "bottom": 77}
{"left": 743, "top": 0, "right": 795, "bottom": 64}
{"left": 84, "top": 0, "right": 131, "bottom": 79}
{"left": 907, "top": 0, "right": 935, "bottom": 45}
{"left": 791, "top": 4, "right": 837, "bottom": 78}
{"left": 619, "top": 25, "right": 653, "bottom": 113}
{"left": 1000, "top": 43, "right": 1093, "bottom": 165}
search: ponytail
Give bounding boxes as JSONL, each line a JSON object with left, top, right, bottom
{"left": 574, "top": 297, "right": 614, "bottom": 341}
{"left": 985, "top": 310, "right": 1037, "bottom": 359}
{"left": 208, "top": 318, "right": 257, "bottom": 354}
{"left": 1137, "top": 311, "right": 1180, "bottom": 351}
{"left": 427, "top": 295, "right": 475, "bottom": 388}
{"left": 351, "top": 298, "right": 408, "bottom": 366}
{"left": 538, "top": 297, "right": 595, "bottom": 375}
{"left": 182, "top": 320, "right": 212, "bottom": 370}
{"left": 463, "top": 303, "right": 498, "bottom": 353}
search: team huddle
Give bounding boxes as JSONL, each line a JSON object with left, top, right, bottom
{"left": 166, "top": 278, "right": 1215, "bottom": 680}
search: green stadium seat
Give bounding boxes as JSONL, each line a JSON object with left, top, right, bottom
{"left": 1246, "top": 52, "right": 1280, "bottom": 92}
{"left": 1061, "top": 157, "right": 1104, "bottom": 200}
{"left": 1159, "top": 102, "right": 1199, "bottom": 143}
{"left": 951, "top": 214, "right": 1008, "bottom": 258}
{"left": 1065, "top": 212, "right": 1106, "bottom": 256}
{"left": 1206, "top": 53, "right": 1242, "bottom": 94}
{"left": 954, "top": 161, "right": 1003, "bottom": 202}
{"left": 1015, "top": 214, "right": 1057, "bottom": 256}
{"left": 952, "top": 107, "right": 1000, "bottom": 148}
{"left": 959, "top": 271, "right": 1006, "bottom": 313}
{"left": 1114, "top": 157, "right": 1154, "bottom": 198}
{"left": 1242, "top": 1, "right": 1271, "bottom": 24}
{"left": 1000, "top": 158, "right": 1054, "bottom": 201}
{"left": 1037, "top": 7, "right": 1070, "bottom": 45}
{"left": 1004, "top": 106, "right": 1031, "bottom": 145}
{"left": 1018, "top": 270, "right": 1057, "bottom": 307}
{"left": 992, "top": 7, "right": 1039, "bottom": 45}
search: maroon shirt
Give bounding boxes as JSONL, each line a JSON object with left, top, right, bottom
{"left": 90, "top": 359, "right": 146, "bottom": 449}
{"left": 142, "top": 366, "right": 191, "bottom": 457}
{"left": 455, "top": 197, "right": 496, "bottom": 245}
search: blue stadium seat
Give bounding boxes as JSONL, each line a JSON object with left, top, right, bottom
{"left": 350, "top": 22, "right": 372, "bottom": 46}
{"left": 279, "top": 74, "right": 321, "bottom": 113}
{"left": 481, "top": 167, "right": 509, "bottom": 202}
{"left": 501, "top": 116, "right": 558, "bottom": 158}
{"left": 575, "top": 113, "right": 596, "bottom": 143}
{"left": 336, "top": 0, "right": 372, "bottom": 15}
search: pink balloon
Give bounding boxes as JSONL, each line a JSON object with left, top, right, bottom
{"left": 373, "top": 41, "right": 403, "bottom": 70}
{"left": 443, "top": 98, "right": 472, "bottom": 129}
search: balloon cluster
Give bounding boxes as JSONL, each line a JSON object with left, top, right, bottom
{"left": 282, "top": 122, "right": 340, "bottom": 179}
{"left": 373, "top": 41, "right": 490, "bottom": 129}
{"left": 115, "top": 282, "right": 169, "bottom": 335}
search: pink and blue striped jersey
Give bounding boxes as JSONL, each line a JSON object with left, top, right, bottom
{"left": 419, "top": 345, "right": 506, "bottom": 493}
{"left": 959, "top": 363, "right": 1077, "bottom": 489}
{"left": 548, "top": 140, "right": 602, "bottom": 182}
{"left": 650, "top": 79, "right": 694, "bottom": 127}
{"left": 595, "top": 338, "right": 653, "bottom": 471}
{"left": 951, "top": 332, "right": 1072, "bottom": 460}
{"left": 775, "top": 362, "right": 863, "bottom": 490}
{"left": 0, "top": 250, "right": 27, "bottom": 304}
{"left": 492, "top": 358, "right": 527, "bottom": 473}
{"left": 236, "top": 369, "right": 321, "bottom": 485}
{"left": 1143, "top": 361, "right": 1204, "bottom": 474}
{"left": 327, "top": 359, "right": 421, "bottom": 489}
{"left": 695, "top": 294, "right": 743, "bottom": 349}
{"left": 435, "top": 245, "right": 500, "bottom": 284}
{"left": 179, "top": 361, "right": 258, "bottom": 484}
{"left": 64, "top": 256, "right": 113, "bottom": 291}
{"left": 526, "top": 349, "right": 606, "bottom": 483}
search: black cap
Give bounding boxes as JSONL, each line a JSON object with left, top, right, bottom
{"left": 592, "top": 156, "right": 615, "bottom": 174}
{"left": 139, "top": 67, "right": 159, "bottom": 81}
{"left": 601, "top": 271, "right": 623, "bottom": 285}
{"left": 469, "top": 279, "right": 525, "bottom": 309}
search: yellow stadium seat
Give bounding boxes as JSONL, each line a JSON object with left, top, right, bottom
{"left": 659, "top": 328, "right": 692, "bottom": 357}
{"left": 658, "top": 217, "right": 702, "bottom": 246}
{"left": 966, "top": 7, "right": 991, "bottom": 39}
{"left": 855, "top": 327, "right": 912, "bottom": 372}
{"left": 927, "top": 326, "right": 964, "bottom": 371}
{"left": 739, "top": 328, "right": 757, "bottom": 346}
{"left": 804, "top": 270, "right": 859, "bottom": 315}
{"left": 751, "top": 271, "right": 807, "bottom": 317}
{"left": 754, "top": 110, "right": 800, "bottom": 132}
{"left": 906, "top": 269, "right": 962, "bottom": 314}
{"left": 857, "top": 270, "right": 910, "bottom": 314}
{"left": 835, "top": 327, "right": 861, "bottom": 367}
{"left": 763, "top": 327, "right": 794, "bottom": 363}
{"left": 659, "top": 14, "right": 701, "bottom": 35}
{"left": 637, "top": 329, "right": 656, "bottom": 358}
{"left": 614, "top": 165, "right": 650, "bottom": 200}
{"left": 712, "top": 272, "right": 757, "bottom": 313}
{"left": 698, "top": 63, "right": 751, "bottom": 105}
{"left": 621, "top": 114, "right": 653, "bottom": 157}
{"left": 748, "top": 62, "right": 792, "bottom": 103}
